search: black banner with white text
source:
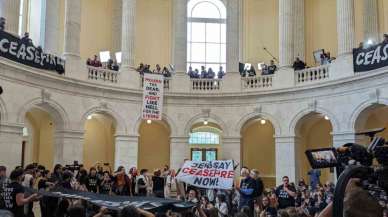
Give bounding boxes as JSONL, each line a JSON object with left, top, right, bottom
{"left": 0, "top": 30, "right": 65, "bottom": 74}
{"left": 353, "top": 42, "right": 388, "bottom": 72}
{"left": 26, "top": 188, "right": 194, "bottom": 212}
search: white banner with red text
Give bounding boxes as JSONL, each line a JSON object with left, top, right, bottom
{"left": 142, "top": 73, "right": 164, "bottom": 120}
{"left": 176, "top": 160, "right": 235, "bottom": 190}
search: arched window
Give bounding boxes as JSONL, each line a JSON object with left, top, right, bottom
{"left": 187, "top": 0, "right": 226, "bottom": 75}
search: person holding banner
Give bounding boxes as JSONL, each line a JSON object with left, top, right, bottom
{"left": 2, "top": 168, "right": 39, "bottom": 217}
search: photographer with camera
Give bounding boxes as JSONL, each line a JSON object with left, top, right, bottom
{"left": 305, "top": 128, "right": 388, "bottom": 217}
{"left": 318, "top": 178, "right": 384, "bottom": 217}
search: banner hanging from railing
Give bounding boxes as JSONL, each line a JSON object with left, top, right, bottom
{"left": 142, "top": 73, "right": 164, "bottom": 120}
{"left": 176, "top": 160, "right": 235, "bottom": 190}
{"left": 0, "top": 30, "right": 65, "bottom": 74}
{"left": 353, "top": 42, "right": 388, "bottom": 72}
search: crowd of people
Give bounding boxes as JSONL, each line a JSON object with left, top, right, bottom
{"left": 136, "top": 63, "right": 172, "bottom": 78}
{"left": 0, "top": 161, "right": 349, "bottom": 217}
{"left": 86, "top": 55, "right": 120, "bottom": 71}
{"left": 187, "top": 66, "right": 225, "bottom": 79}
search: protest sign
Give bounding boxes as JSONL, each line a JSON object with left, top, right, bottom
{"left": 142, "top": 73, "right": 164, "bottom": 120}
{"left": 176, "top": 160, "right": 235, "bottom": 189}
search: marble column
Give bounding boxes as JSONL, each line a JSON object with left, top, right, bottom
{"left": 63, "top": 0, "right": 81, "bottom": 59}
{"left": 170, "top": 136, "right": 190, "bottom": 170}
{"left": 0, "top": 0, "right": 20, "bottom": 34}
{"left": 112, "top": 0, "right": 122, "bottom": 54}
{"left": 171, "top": 0, "right": 187, "bottom": 73}
{"left": 337, "top": 0, "right": 355, "bottom": 56}
{"left": 121, "top": 0, "right": 136, "bottom": 69}
{"left": 222, "top": 136, "right": 241, "bottom": 170}
{"left": 293, "top": 0, "right": 305, "bottom": 61}
{"left": 279, "top": 0, "right": 294, "bottom": 67}
{"left": 332, "top": 131, "right": 357, "bottom": 148}
{"left": 226, "top": 0, "right": 240, "bottom": 73}
{"left": 275, "top": 136, "right": 300, "bottom": 185}
{"left": 55, "top": 130, "right": 84, "bottom": 165}
{"left": 0, "top": 123, "right": 24, "bottom": 169}
{"left": 363, "top": 0, "right": 379, "bottom": 43}
{"left": 43, "top": 0, "right": 60, "bottom": 55}
{"left": 114, "top": 135, "right": 138, "bottom": 171}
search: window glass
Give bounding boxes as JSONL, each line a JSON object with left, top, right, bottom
{"left": 206, "top": 150, "right": 217, "bottom": 161}
{"left": 189, "top": 132, "right": 220, "bottom": 145}
{"left": 192, "top": 151, "right": 203, "bottom": 161}
{"left": 187, "top": 0, "right": 226, "bottom": 72}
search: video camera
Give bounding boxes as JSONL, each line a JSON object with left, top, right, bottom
{"left": 305, "top": 128, "right": 388, "bottom": 217}
{"left": 64, "top": 161, "right": 83, "bottom": 172}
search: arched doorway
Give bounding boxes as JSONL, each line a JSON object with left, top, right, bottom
{"left": 241, "top": 118, "right": 276, "bottom": 187}
{"left": 24, "top": 108, "right": 55, "bottom": 169}
{"left": 138, "top": 120, "right": 171, "bottom": 171}
{"left": 295, "top": 112, "right": 333, "bottom": 184}
{"left": 189, "top": 122, "right": 222, "bottom": 162}
{"left": 83, "top": 113, "right": 116, "bottom": 169}
{"left": 354, "top": 104, "right": 388, "bottom": 144}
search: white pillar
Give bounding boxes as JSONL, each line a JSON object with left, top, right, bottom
{"left": 121, "top": 0, "right": 136, "bottom": 69}
{"left": 56, "top": 130, "right": 84, "bottom": 165}
{"left": 275, "top": 136, "right": 300, "bottom": 185}
{"left": 112, "top": 0, "right": 122, "bottom": 53}
{"left": 0, "top": 123, "right": 23, "bottom": 169}
{"left": 226, "top": 0, "right": 240, "bottom": 73}
{"left": 332, "top": 131, "right": 357, "bottom": 148}
{"left": 293, "top": 0, "right": 305, "bottom": 61}
{"left": 63, "top": 0, "right": 81, "bottom": 59}
{"left": 171, "top": 0, "right": 187, "bottom": 73}
{"left": 222, "top": 136, "right": 241, "bottom": 170}
{"left": 337, "top": 0, "right": 355, "bottom": 56}
{"left": 363, "top": 0, "right": 379, "bottom": 43}
{"left": 114, "top": 135, "right": 138, "bottom": 171}
{"left": 0, "top": 0, "right": 20, "bottom": 34}
{"left": 170, "top": 136, "right": 189, "bottom": 170}
{"left": 279, "top": 0, "right": 295, "bottom": 67}
{"left": 43, "top": 0, "right": 60, "bottom": 55}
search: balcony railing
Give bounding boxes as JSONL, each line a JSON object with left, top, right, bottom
{"left": 87, "top": 66, "right": 119, "bottom": 83}
{"left": 140, "top": 75, "right": 171, "bottom": 90}
{"left": 191, "top": 79, "right": 222, "bottom": 91}
{"left": 295, "top": 65, "right": 330, "bottom": 84}
{"left": 241, "top": 75, "right": 274, "bottom": 90}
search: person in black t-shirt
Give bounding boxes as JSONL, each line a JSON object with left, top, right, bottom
{"left": 275, "top": 176, "right": 297, "bottom": 209}
{"left": 152, "top": 170, "right": 165, "bottom": 198}
{"left": 99, "top": 171, "right": 112, "bottom": 195}
{"left": 292, "top": 57, "right": 306, "bottom": 71}
{"left": 0, "top": 165, "right": 9, "bottom": 209}
{"left": 267, "top": 60, "right": 277, "bottom": 74}
{"left": 86, "top": 167, "right": 99, "bottom": 193}
{"left": 2, "top": 168, "right": 39, "bottom": 217}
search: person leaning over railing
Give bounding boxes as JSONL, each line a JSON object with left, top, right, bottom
{"left": 218, "top": 66, "right": 225, "bottom": 79}
{"left": 0, "top": 17, "right": 5, "bottom": 31}
{"left": 293, "top": 57, "right": 306, "bottom": 71}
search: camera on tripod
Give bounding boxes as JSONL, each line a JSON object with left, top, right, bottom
{"left": 305, "top": 128, "right": 388, "bottom": 217}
